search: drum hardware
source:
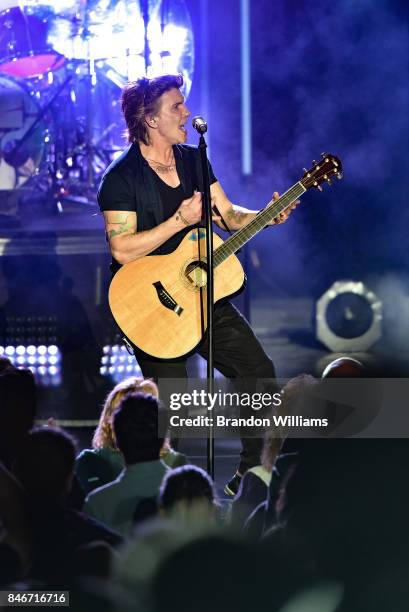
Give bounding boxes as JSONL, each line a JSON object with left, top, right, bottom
{"left": 3, "top": 74, "right": 74, "bottom": 175}
{"left": 0, "top": 4, "right": 65, "bottom": 79}
{"left": 0, "top": 74, "right": 48, "bottom": 198}
{"left": 0, "top": 0, "right": 195, "bottom": 219}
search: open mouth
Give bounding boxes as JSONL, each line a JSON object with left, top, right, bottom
{"left": 179, "top": 123, "right": 187, "bottom": 133}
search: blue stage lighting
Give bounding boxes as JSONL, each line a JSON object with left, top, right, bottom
{"left": 100, "top": 344, "right": 142, "bottom": 382}
{"left": 0, "top": 344, "right": 62, "bottom": 386}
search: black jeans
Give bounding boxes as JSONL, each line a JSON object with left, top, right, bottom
{"left": 135, "top": 301, "right": 276, "bottom": 474}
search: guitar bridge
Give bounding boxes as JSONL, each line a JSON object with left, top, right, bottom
{"left": 153, "top": 282, "right": 183, "bottom": 316}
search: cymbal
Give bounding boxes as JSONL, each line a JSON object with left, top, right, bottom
{"left": 35, "top": 0, "right": 145, "bottom": 62}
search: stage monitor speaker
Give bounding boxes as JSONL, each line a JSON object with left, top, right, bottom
{"left": 316, "top": 280, "right": 382, "bottom": 352}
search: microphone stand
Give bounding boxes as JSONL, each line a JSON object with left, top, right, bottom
{"left": 196, "top": 126, "right": 215, "bottom": 479}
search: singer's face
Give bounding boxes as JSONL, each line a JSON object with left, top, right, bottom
{"left": 152, "top": 88, "right": 190, "bottom": 144}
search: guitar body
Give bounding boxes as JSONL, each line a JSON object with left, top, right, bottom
{"left": 108, "top": 229, "right": 245, "bottom": 360}
{"left": 108, "top": 154, "right": 343, "bottom": 360}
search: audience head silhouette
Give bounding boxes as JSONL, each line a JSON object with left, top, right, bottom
{"left": 93, "top": 376, "right": 158, "bottom": 450}
{"left": 0, "top": 358, "right": 36, "bottom": 468}
{"left": 113, "top": 392, "right": 165, "bottom": 465}
{"left": 15, "top": 427, "right": 77, "bottom": 503}
{"left": 159, "top": 465, "right": 218, "bottom": 514}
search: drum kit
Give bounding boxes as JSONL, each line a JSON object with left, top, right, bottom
{"left": 0, "top": 0, "right": 194, "bottom": 216}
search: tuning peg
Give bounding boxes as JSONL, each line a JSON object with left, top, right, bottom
{"left": 320, "top": 152, "right": 327, "bottom": 158}
{"left": 337, "top": 173, "right": 343, "bottom": 179}
{"left": 312, "top": 160, "right": 317, "bottom": 165}
{"left": 327, "top": 178, "right": 332, "bottom": 186}
{"left": 314, "top": 182, "right": 323, "bottom": 191}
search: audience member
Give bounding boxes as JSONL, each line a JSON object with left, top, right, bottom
{"left": 159, "top": 465, "right": 219, "bottom": 520}
{"left": 262, "top": 360, "right": 377, "bottom": 531}
{"left": 230, "top": 375, "right": 315, "bottom": 530}
{"left": 72, "top": 540, "right": 115, "bottom": 581}
{"left": 13, "top": 427, "right": 121, "bottom": 585}
{"left": 150, "top": 532, "right": 308, "bottom": 612}
{"left": 76, "top": 376, "right": 186, "bottom": 494}
{"left": 263, "top": 439, "right": 409, "bottom": 610}
{"left": 0, "top": 357, "right": 36, "bottom": 469}
{"left": 84, "top": 393, "right": 168, "bottom": 537}
{"left": 0, "top": 461, "right": 31, "bottom": 577}
{"left": 0, "top": 539, "right": 24, "bottom": 587}
{"left": 3, "top": 351, "right": 404, "bottom": 609}
{"left": 321, "top": 356, "right": 364, "bottom": 378}
{"left": 229, "top": 431, "right": 279, "bottom": 529}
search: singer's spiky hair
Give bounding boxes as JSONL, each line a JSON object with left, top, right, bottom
{"left": 122, "top": 74, "right": 184, "bottom": 145}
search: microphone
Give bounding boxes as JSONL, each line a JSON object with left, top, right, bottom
{"left": 192, "top": 116, "right": 208, "bottom": 134}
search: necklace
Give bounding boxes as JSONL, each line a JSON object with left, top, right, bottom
{"left": 146, "top": 157, "right": 176, "bottom": 173}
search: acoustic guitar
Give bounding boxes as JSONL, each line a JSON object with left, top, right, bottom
{"left": 109, "top": 154, "right": 342, "bottom": 359}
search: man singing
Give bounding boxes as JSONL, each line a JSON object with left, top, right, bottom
{"left": 97, "top": 74, "right": 297, "bottom": 496}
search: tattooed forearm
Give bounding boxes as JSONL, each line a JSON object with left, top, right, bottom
{"left": 226, "top": 209, "right": 249, "bottom": 225}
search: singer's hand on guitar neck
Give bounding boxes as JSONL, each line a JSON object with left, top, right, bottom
{"left": 268, "top": 191, "right": 300, "bottom": 225}
{"left": 209, "top": 182, "right": 300, "bottom": 231}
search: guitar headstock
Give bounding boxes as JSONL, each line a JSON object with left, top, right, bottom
{"left": 300, "top": 153, "right": 343, "bottom": 191}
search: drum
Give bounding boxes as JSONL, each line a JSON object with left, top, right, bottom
{"left": 0, "top": 75, "right": 48, "bottom": 191}
{"left": 0, "top": 3, "right": 65, "bottom": 79}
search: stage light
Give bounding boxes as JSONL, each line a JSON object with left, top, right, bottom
{"left": 316, "top": 281, "right": 382, "bottom": 352}
{"left": 100, "top": 344, "right": 141, "bottom": 382}
{"left": 0, "top": 345, "right": 62, "bottom": 386}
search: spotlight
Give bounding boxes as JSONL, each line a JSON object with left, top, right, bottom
{"left": 316, "top": 281, "right": 382, "bottom": 352}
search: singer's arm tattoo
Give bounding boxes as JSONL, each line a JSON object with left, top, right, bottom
{"left": 226, "top": 209, "right": 249, "bottom": 225}
{"left": 106, "top": 213, "right": 136, "bottom": 239}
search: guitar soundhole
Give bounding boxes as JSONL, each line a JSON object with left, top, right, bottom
{"left": 185, "top": 261, "right": 208, "bottom": 288}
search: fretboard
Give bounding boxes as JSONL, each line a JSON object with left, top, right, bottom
{"left": 213, "top": 182, "right": 306, "bottom": 267}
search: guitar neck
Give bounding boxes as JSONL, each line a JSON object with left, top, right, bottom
{"left": 213, "top": 181, "right": 306, "bottom": 267}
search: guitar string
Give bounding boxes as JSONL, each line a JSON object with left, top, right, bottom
{"left": 159, "top": 161, "right": 337, "bottom": 302}
{"left": 164, "top": 182, "right": 306, "bottom": 298}
{"left": 212, "top": 160, "right": 337, "bottom": 267}
{"left": 214, "top": 183, "right": 306, "bottom": 267}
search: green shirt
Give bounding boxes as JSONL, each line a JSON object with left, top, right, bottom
{"left": 84, "top": 460, "right": 168, "bottom": 537}
{"left": 76, "top": 446, "right": 186, "bottom": 495}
